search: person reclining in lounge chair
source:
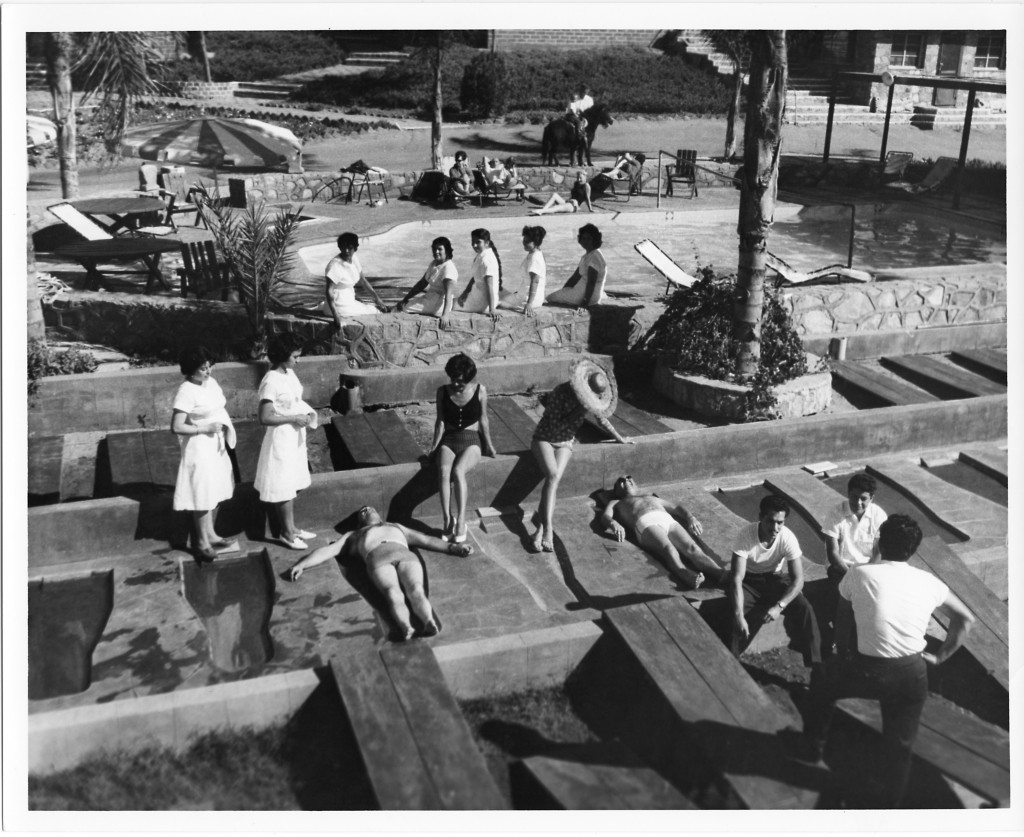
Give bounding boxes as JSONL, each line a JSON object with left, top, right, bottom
{"left": 599, "top": 475, "right": 726, "bottom": 589}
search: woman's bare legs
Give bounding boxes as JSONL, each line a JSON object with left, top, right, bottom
{"left": 529, "top": 193, "right": 567, "bottom": 216}
{"left": 531, "top": 439, "right": 574, "bottom": 551}
{"left": 270, "top": 499, "right": 298, "bottom": 542}
{"left": 436, "top": 446, "right": 456, "bottom": 536}
{"left": 451, "top": 445, "right": 482, "bottom": 539}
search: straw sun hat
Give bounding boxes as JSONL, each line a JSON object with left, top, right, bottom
{"left": 569, "top": 356, "right": 618, "bottom": 418}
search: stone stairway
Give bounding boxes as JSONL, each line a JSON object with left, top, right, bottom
{"left": 676, "top": 30, "right": 738, "bottom": 76}
{"left": 233, "top": 80, "right": 305, "bottom": 101}
{"left": 27, "top": 61, "right": 47, "bottom": 90}
{"left": 344, "top": 50, "right": 408, "bottom": 68}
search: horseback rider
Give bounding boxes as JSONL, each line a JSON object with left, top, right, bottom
{"left": 565, "top": 84, "right": 593, "bottom": 144}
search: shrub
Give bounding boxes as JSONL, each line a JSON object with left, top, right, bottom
{"left": 460, "top": 52, "right": 510, "bottom": 118}
{"left": 202, "top": 31, "right": 347, "bottom": 82}
{"left": 28, "top": 338, "right": 98, "bottom": 397}
{"left": 638, "top": 267, "right": 808, "bottom": 420}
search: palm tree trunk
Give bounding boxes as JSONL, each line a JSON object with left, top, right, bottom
{"left": 27, "top": 213, "right": 45, "bottom": 341}
{"left": 431, "top": 35, "right": 443, "bottom": 170}
{"left": 734, "top": 31, "right": 787, "bottom": 382}
{"left": 45, "top": 32, "right": 79, "bottom": 200}
{"left": 197, "top": 31, "right": 212, "bottom": 83}
{"left": 724, "top": 69, "right": 743, "bottom": 160}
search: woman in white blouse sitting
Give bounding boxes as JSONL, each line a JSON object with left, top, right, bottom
{"left": 393, "top": 236, "right": 458, "bottom": 328}
{"left": 518, "top": 225, "right": 547, "bottom": 317}
{"left": 546, "top": 223, "right": 608, "bottom": 313}
{"left": 325, "top": 232, "right": 387, "bottom": 323}
{"left": 456, "top": 228, "right": 503, "bottom": 321}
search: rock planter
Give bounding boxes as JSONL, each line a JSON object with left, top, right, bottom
{"left": 652, "top": 356, "right": 832, "bottom": 421}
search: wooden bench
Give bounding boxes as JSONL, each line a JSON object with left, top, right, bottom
{"left": 830, "top": 360, "right": 939, "bottom": 407}
{"left": 949, "top": 348, "right": 1007, "bottom": 385}
{"left": 958, "top": 448, "right": 1008, "bottom": 487}
{"left": 521, "top": 745, "right": 697, "bottom": 809}
{"left": 28, "top": 436, "right": 64, "bottom": 504}
{"left": 606, "top": 598, "right": 822, "bottom": 809}
{"left": 881, "top": 354, "right": 1006, "bottom": 399}
{"left": 329, "top": 644, "right": 507, "bottom": 810}
{"left": 837, "top": 696, "right": 1009, "bottom": 807}
{"left": 582, "top": 399, "right": 673, "bottom": 440}
{"left": 331, "top": 410, "right": 423, "bottom": 469}
{"left": 486, "top": 396, "right": 537, "bottom": 454}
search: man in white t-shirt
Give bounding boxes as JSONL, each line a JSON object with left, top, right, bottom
{"left": 727, "top": 495, "right": 822, "bottom": 669}
{"left": 820, "top": 472, "right": 887, "bottom": 648}
{"left": 801, "top": 514, "right": 975, "bottom": 807}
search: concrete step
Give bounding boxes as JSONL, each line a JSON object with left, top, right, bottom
{"left": 233, "top": 80, "right": 303, "bottom": 101}
{"left": 345, "top": 51, "right": 407, "bottom": 67}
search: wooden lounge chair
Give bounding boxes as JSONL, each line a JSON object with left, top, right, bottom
{"left": 665, "top": 149, "right": 698, "bottom": 199}
{"left": 634, "top": 239, "right": 697, "bottom": 292}
{"left": 47, "top": 202, "right": 114, "bottom": 242}
{"left": 177, "top": 240, "right": 231, "bottom": 300}
{"left": 766, "top": 251, "right": 873, "bottom": 285}
{"left": 880, "top": 150, "right": 914, "bottom": 183}
{"left": 885, "top": 156, "right": 958, "bottom": 194}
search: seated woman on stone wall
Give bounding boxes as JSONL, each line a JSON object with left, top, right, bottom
{"left": 325, "top": 232, "right": 388, "bottom": 323}
{"left": 393, "top": 237, "right": 458, "bottom": 329}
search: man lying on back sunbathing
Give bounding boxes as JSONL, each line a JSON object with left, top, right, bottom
{"left": 599, "top": 475, "right": 725, "bottom": 589}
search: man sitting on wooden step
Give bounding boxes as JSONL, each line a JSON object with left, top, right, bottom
{"left": 288, "top": 505, "right": 472, "bottom": 641}
{"left": 600, "top": 475, "right": 726, "bottom": 589}
{"left": 800, "top": 514, "right": 975, "bottom": 807}
{"left": 728, "top": 495, "right": 823, "bottom": 668}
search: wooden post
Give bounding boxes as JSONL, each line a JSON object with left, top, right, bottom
{"left": 822, "top": 73, "right": 836, "bottom": 164}
{"left": 879, "top": 81, "right": 896, "bottom": 168}
{"left": 953, "top": 86, "right": 977, "bottom": 211}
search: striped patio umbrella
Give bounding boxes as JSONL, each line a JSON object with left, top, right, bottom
{"left": 27, "top": 114, "right": 58, "bottom": 149}
{"left": 119, "top": 117, "right": 303, "bottom": 172}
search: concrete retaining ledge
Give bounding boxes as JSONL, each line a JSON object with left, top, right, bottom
{"left": 803, "top": 322, "right": 1007, "bottom": 361}
{"left": 29, "top": 668, "right": 320, "bottom": 774}
{"left": 29, "top": 395, "right": 1007, "bottom": 566}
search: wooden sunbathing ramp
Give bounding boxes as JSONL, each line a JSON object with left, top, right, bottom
{"left": 329, "top": 643, "right": 507, "bottom": 810}
{"left": 521, "top": 742, "right": 697, "bottom": 809}
{"left": 331, "top": 410, "right": 423, "bottom": 468}
{"left": 880, "top": 354, "right": 1006, "bottom": 399}
{"left": 605, "top": 598, "right": 822, "bottom": 809}
{"left": 950, "top": 348, "right": 1007, "bottom": 385}
{"left": 837, "top": 696, "right": 1010, "bottom": 807}
{"left": 28, "top": 435, "right": 64, "bottom": 504}
{"left": 958, "top": 448, "right": 1008, "bottom": 487}
{"left": 765, "top": 470, "right": 1009, "bottom": 692}
{"left": 583, "top": 399, "right": 673, "bottom": 440}
{"left": 830, "top": 360, "right": 939, "bottom": 407}
{"left": 486, "top": 396, "right": 537, "bottom": 454}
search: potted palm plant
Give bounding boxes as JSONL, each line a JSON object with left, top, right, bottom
{"left": 194, "top": 188, "right": 303, "bottom": 359}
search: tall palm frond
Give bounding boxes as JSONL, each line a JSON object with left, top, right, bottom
{"left": 196, "top": 190, "right": 302, "bottom": 357}
{"left": 74, "top": 31, "right": 162, "bottom": 141}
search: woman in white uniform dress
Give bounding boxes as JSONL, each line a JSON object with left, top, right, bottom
{"left": 171, "top": 346, "right": 237, "bottom": 563}
{"left": 254, "top": 335, "right": 319, "bottom": 550}
{"left": 325, "top": 232, "right": 387, "bottom": 322}
{"left": 456, "top": 228, "right": 503, "bottom": 319}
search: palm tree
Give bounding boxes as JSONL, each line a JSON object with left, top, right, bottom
{"left": 703, "top": 30, "right": 752, "bottom": 161}
{"left": 733, "top": 30, "right": 787, "bottom": 382}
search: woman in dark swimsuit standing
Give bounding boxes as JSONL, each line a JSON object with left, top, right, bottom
{"left": 429, "top": 353, "right": 497, "bottom": 543}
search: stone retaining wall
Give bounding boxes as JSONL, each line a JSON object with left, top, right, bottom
{"left": 158, "top": 80, "right": 240, "bottom": 99}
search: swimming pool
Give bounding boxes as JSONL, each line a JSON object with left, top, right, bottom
{"left": 292, "top": 203, "right": 1006, "bottom": 303}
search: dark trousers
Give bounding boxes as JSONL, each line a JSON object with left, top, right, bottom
{"left": 728, "top": 572, "right": 822, "bottom": 666}
{"left": 805, "top": 652, "right": 928, "bottom": 808}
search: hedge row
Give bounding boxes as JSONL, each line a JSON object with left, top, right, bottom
{"left": 295, "top": 45, "right": 734, "bottom": 119}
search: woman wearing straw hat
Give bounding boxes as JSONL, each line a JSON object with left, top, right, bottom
{"left": 529, "top": 356, "right": 634, "bottom": 553}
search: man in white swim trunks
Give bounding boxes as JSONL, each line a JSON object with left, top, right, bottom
{"left": 288, "top": 506, "right": 472, "bottom": 641}
{"left": 599, "top": 475, "right": 726, "bottom": 589}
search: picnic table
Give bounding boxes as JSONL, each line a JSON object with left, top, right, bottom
{"left": 70, "top": 196, "right": 169, "bottom": 236}
{"left": 54, "top": 238, "right": 181, "bottom": 294}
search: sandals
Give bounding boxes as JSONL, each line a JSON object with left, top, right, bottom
{"left": 454, "top": 524, "right": 468, "bottom": 544}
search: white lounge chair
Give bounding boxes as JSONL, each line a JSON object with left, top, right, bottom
{"left": 47, "top": 202, "right": 113, "bottom": 242}
{"left": 885, "top": 156, "right": 958, "bottom": 194}
{"left": 766, "top": 251, "right": 872, "bottom": 285}
{"left": 634, "top": 239, "right": 698, "bottom": 293}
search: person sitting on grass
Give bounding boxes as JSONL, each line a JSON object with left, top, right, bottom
{"left": 599, "top": 475, "right": 725, "bottom": 590}
{"left": 288, "top": 505, "right": 473, "bottom": 641}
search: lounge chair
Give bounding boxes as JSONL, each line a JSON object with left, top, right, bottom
{"left": 47, "top": 203, "right": 114, "bottom": 242}
{"left": 634, "top": 239, "right": 698, "bottom": 292}
{"left": 880, "top": 151, "right": 913, "bottom": 184}
{"left": 766, "top": 251, "right": 872, "bottom": 285}
{"left": 885, "top": 156, "right": 958, "bottom": 194}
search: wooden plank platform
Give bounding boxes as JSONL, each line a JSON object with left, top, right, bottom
{"left": 837, "top": 697, "right": 1010, "bottom": 807}
{"left": 332, "top": 410, "right": 423, "bottom": 468}
{"left": 105, "top": 429, "right": 179, "bottom": 487}
{"left": 522, "top": 746, "right": 697, "bottom": 809}
{"left": 584, "top": 400, "right": 673, "bottom": 440}
{"left": 486, "top": 396, "right": 537, "bottom": 454}
{"left": 830, "top": 360, "right": 939, "bottom": 407}
{"left": 672, "top": 487, "right": 749, "bottom": 567}
{"left": 606, "top": 598, "right": 821, "bottom": 809}
{"left": 330, "top": 645, "right": 507, "bottom": 810}
{"left": 881, "top": 354, "right": 1006, "bottom": 399}
{"left": 912, "top": 538, "right": 1009, "bottom": 692}
{"left": 763, "top": 470, "right": 844, "bottom": 535}
{"left": 950, "top": 348, "right": 1007, "bottom": 384}
{"left": 958, "top": 448, "right": 1008, "bottom": 487}
{"left": 28, "top": 436, "right": 64, "bottom": 502}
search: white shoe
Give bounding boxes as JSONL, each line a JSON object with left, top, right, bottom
{"left": 278, "top": 535, "right": 308, "bottom": 550}
{"left": 295, "top": 529, "right": 316, "bottom": 540}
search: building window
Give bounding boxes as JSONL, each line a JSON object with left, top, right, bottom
{"left": 975, "top": 33, "right": 1006, "bottom": 70}
{"left": 890, "top": 31, "right": 925, "bottom": 68}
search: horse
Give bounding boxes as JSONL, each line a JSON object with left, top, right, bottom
{"left": 541, "top": 103, "right": 614, "bottom": 167}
